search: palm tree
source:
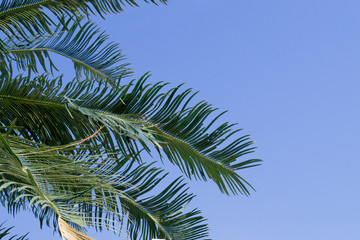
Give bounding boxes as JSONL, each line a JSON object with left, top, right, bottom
{"left": 0, "top": 0, "right": 262, "bottom": 239}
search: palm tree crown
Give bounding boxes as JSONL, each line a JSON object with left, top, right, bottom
{"left": 0, "top": 0, "right": 261, "bottom": 239}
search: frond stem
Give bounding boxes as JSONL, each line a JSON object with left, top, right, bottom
{"left": 17, "top": 124, "right": 106, "bottom": 156}
{"left": 1, "top": 48, "right": 112, "bottom": 80}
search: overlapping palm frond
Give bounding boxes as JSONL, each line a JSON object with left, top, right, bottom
{"left": 0, "top": 222, "right": 28, "bottom": 240}
{"left": 0, "top": 0, "right": 55, "bottom": 42}
{"left": 0, "top": 132, "right": 209, "bottom": 240}
{"left": 1, "top": 20, "right": 130, "bottom": 83}
{"left": 0, "top": 74, "right": 261, "bottom": 195}
{"left": 0, "top": 0, "right": 168, "bottom": 80}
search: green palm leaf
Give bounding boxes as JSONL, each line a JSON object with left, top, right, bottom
{"left": 0, "top": 222, "right": 28, "bottom": 240}
{"left": 0, "top": 132, "right": 209, "bottom": 240}
{"left": 0, "top": 0, "right": 167, "bottom": 41}
{"left": 1, "top": 20, "right": 130, "bottom": 83}
{"left": 0, "top": 74, "right": 262, "bottom": 195}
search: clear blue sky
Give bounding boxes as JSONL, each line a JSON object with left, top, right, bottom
{"left": 2, "top": 0, "right": 360, "bottom": 239}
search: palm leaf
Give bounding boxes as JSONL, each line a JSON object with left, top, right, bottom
{"left": 0, "top": 74, "right": 261, "bottom": 195}
{"left": 0, "top": 132, "right": 209, "bottom": 240}
{"left": 0, "top": 0, "right": 55, "bottom": 42}
{"left": 0, "top": 222, "right": 28, "bottom": 240}
{"left": 0, "top": 0, "right": 167, "bottom": 41}
{"left": 1, "top": 20, "right": 130, "bottom": 83}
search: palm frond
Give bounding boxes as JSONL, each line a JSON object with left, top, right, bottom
{"left": 0, "top": 133, "right": 209, "bottom": 240}
{"left": 1, "top": 20, "right": 130, "bottom": 83}
{"left": 0, "top": 0, "right": 167, "bottom": 41}
{"left": 0, "top": 222, "right": 28, "bottom": 240}
{"left": 0, "top": 0, "right": 55, "bottom": 42}
{"left": 0, "top": 74, "right": 261, "bottom": 195}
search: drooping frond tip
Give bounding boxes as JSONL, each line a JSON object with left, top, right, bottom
{"left": 0, "top": 222, "right": 29, "bottom": 240}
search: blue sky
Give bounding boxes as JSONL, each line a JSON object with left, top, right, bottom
{"left": 2, "top": 0, "right": 360, "bottom": 239}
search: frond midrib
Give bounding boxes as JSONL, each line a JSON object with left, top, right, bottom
{"left": 152, "top": 125, "right": 236, "bottom": 173}
{"left": 121, "top": 194, "right": 173, "bottom": 240}
{"left": 0, "top": 0, "right": 52, "bottom": 18}
{"left": 1, "top": 48, "right": 112, "bottom": 80}
{"left": 0, "top": 94, "right": 237, "bottom": 174}
{"left": 0, "top": 95, "right": 64, "bottom": 108}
